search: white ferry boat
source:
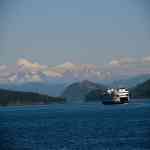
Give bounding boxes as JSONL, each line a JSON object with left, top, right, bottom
{"left": 102, "top": 88, "right": 129, "bottom": 104}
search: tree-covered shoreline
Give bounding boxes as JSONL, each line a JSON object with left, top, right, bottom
{"left": 0, "top": 89, "right": 66, "bottom": 106}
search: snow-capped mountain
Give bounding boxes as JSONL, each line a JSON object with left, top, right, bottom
{"left": 0, "top": 58, "right": 110, "bottom": 84}
{"left": 1, "top": 57, "right": 150, "bottom": 85}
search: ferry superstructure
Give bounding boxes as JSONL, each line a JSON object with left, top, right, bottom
{"left": 102, "top": 88, "right": 129, "bottom": 104}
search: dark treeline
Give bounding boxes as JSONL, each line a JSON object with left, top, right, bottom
{"left": 0, "top": 89, "right": 66, "bottom": 106}
{"left": 130, "top": 79, "right": 150, "bottom": 98}
{"left": 85, "top": 89, "right": 106, "bottom": 102}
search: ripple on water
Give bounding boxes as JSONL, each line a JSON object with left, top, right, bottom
{"left": 0, "top": 100, "right": 150, "bottom": 150}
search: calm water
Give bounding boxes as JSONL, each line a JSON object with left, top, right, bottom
{"left": 0, "top": 100, "right": 150, "bottom": 150}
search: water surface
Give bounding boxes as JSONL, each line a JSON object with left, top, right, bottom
{"left": 0, "top": 100, "right": 150, "bottom": 150}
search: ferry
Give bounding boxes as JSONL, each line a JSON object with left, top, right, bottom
{"left": 102, "top": 88, "right": 129, "bottom": 104}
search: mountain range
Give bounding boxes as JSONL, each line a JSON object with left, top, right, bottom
{"left": 0, "top": 58, "right": 110, "bottom": 96}
{"left": 0, "top": 58, "right": 150, "bottom": 97}
{"left": 109, "top": 74, "right": 150, "bottom": 88}
{"left": 0, "top": 58, "right": 110, "bottom": 84}
{"left": 1, "top": 58, "right": 150, "bottom": 84}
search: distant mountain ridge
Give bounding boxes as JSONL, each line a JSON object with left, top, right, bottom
{"left": 1, "top": 58, "right": 150, "bottom": 84}
{"left": 1, "top": 57, "right": 150, "bottom": 85}
{"left": 0, "top": 58, "right": 110, "bottom": 84}
{"left": 0, "top": 59, "right": 110, "bottom": 96}
{"left": 61, "top": 80, "right": 107, "bottom": 102}
{"left": 0, "top": 58, "right": 150, "bottom": 97}
{"left": 109, "top": 74, "right": 150, "bottom": 88}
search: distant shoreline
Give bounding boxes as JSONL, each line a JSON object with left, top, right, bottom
{"left": 0, "top": 88, "right": 66, "bottom": 106}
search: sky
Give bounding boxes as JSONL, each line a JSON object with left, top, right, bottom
{"left": 0, "top": 0, "right": 150, "bottom": 66}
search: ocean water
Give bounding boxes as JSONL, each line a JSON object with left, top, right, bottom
{"left": 0, "top": 100, "right": 150, "bottom": 150}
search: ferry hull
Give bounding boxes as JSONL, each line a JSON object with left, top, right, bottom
{"left": 102, "top": 100, "right": 124, "bottom": 105}
{"left": 102, "top": 97, "right": 129, "bottom": 105}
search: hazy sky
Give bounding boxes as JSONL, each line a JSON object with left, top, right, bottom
{"left": 0, "top": 0, "right": 150, "bottom": 66}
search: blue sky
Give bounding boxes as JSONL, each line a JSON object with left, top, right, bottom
{"left": 0, "top": 0, "right": 150, "bottom": 66}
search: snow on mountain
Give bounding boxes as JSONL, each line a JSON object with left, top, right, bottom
{"left": 43, "top": 70, "right": 63, "bottom": 78}
{"left": 55, "top": 62, "right": 76, "bottom": 69}
{"left": 53, "top": 62, "right": 105, "bottom": 82}
{"left": 0, "top": 65, "right": 7, "bottom": 70}
{"left": 0, "top": 59, "right": 110, "bottom": 84}
{"left": 0, "top": 57, "right": 150, "bottom": 85}
{"left": 16, "top": 58, "right": 47, "bottom": 70}
{"left": 55, "top": 62, "right": 97, "bottom": 71}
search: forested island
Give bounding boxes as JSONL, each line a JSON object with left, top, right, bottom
{"left": 0, "top": 89, "right": 66, "bottom": 106}
{"left": 130, "top": 79, "right": 150, "bottom": 98}
{"left": 61, "top": 80, "right": 106, "bottom": 102}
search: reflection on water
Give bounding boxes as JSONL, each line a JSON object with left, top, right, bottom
{"left": 0, "top": 100, "right": 150, "bottom": 150}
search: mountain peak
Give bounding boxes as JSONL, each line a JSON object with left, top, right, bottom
{"left": 16, "top": 58, "right": 46, "bottom": 69}
{"left": 81, "top": 80, "right": 93, "bottom": 84}
{"left": 16, "top": 58, "right": 33, "bottom": 66}
{"left": 56, "top": 62, "right": 75, "bottom": 68}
